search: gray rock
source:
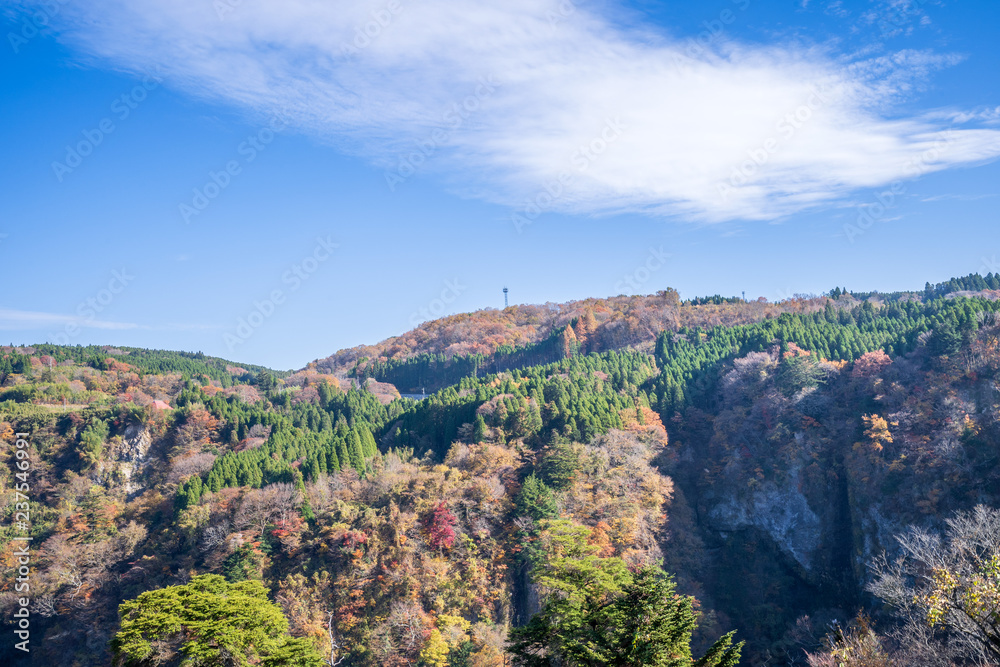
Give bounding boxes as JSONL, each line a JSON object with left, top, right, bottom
{"left": 707, "top": 466, "right": 821, "bottom": 571}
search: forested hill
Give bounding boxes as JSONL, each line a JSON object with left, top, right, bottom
{"left": 311, "top": 291, "right": 797, "bottom": 390}
{"left": 312, "top": 272, "right": 1000, "bottom": 393}
{"left": 2, "top": 273, "right": 1000, "bottom": 665}
{"left": 2, "top": 344, "right": 287, "bottom": 384}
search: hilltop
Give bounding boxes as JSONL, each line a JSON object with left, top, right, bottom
{"left": 311, "top": 272, "right": 1000, "bottom": 393}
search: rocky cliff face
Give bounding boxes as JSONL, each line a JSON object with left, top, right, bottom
{"left": 119, "top": 423, "right": 152, "bottom": 496}
{"left": 97, "top": 423, "right": 152, "bottom": 497}
{"left": 705, "top": 466, "right": 821, "bottom": 573}
{"left": 658, "top": 342, "right": 1000, "bottom": 664}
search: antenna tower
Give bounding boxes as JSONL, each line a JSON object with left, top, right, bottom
{"left": 503, "top": 286, "right": 509, "bottom": 308}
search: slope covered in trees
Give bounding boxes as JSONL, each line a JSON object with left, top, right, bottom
{"left": 312, "top": 290, "right": 814, "bottom": 392}
{"left": 2, "top": 274, "right": 1000, "bottom": 665}
{"left": 313, "top": 272, "right": 1000, "bottom": 394}
{"left": 0, "top": 349, "right": 677, "bottom": 664}
{"left": 6, "top": 344, "right": 286, "bottom": 382}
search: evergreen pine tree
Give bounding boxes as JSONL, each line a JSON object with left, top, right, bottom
{"left": 346, "top": 430, "right": 365, "bottom": 472}
{"left": 516, "top": 474, "right": 559, "bottom": 521}
{"left": 472, "top": 414, "right": 488, "bottom": 443}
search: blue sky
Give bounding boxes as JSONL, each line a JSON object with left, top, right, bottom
{"left": 1, "top": 0, "right": 998, "bottom": 370}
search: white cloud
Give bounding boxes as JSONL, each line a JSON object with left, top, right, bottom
{"left": 859, "top": 0, "right": 938, "bottom": 38}
{"left": 0, "top": 309, "right": 219, "bottom": 334}
{"left": 15, "top": 0, "right": 1000, "bottom": 221}
{"left": 0, "top": 308, "right": 141, "bottom": 331}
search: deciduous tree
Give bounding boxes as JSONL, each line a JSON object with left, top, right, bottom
{"left": 868, "top": 504, "right": 1000, "bottom": 664}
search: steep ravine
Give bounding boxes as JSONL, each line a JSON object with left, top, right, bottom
{"left": 662, "top": 444, "right": 864, "bottom": 664}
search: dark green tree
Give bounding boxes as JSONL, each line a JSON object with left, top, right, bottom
{"left": 346, "top": 429, "right": 365, "bottom": 471}
{"left": 78, "top": 418, "right": 109, "bottom": 468}
{"left": 222, "top": 544, "right": 261, "bottom": 582}
{"left": 472, "top": 414, "right": 488, "bottom": 443}
{"left": 255, "top": 370, "right": 277, "bottom": 392}
{"left": 516, "top": 474, "right": 559, "bottom": 521}
{"left": 111, "top": 574, "right": 324, "bottom": 666}
{"left": 509, "top": 521, "right": 741, "bottom": 666}
{"left": 538, "top": 441, "right": 581, "bottom": 491}
{"left": 777, "top": 354, "right": 825, "bottom": 397}
{"left": 929, "top": 323, "right": 962, "bottom": 357}
{"left": 589, "top": 567, "right": 742, "bottom": 667}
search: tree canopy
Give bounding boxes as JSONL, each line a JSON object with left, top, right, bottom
{"left": 509, "top": 520, "right": 742, "bottom": 666}
{"left": 111, "top": 574, "right": 325, "bottom": 667}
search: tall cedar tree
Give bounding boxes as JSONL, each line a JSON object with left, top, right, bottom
{"left": 516, "top": 474, "right": 559, "bottom": 521}
{"left": 509, "top": 521, "right": 742, "bottom": 666}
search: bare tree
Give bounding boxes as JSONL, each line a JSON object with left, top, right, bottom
{"left": 326, "top": 611, "right": 347, "bottom": 666}
{"left": 234, "top": 483, "right": 299, "bottom": 536}
{"left": 369, "top": 601, "right": 429, "bottom": 666}
{"left": 36, "top": 522, "right": 148, "bottom": 612}
{"left": 166, "top": 453, "right": 217, "bottom": 485}
{"left": 868, "top": 504, "right": 1000, "bottom": 665}
{"left": 200, "top": 520, "right": 232, "bottom": 552}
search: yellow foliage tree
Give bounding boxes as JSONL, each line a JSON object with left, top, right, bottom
{"left": 861, "top": 414, "right": 894, "bottom": 452}
{"left": 437, "top": 614, "right": 471, "bottom": 649}
{"left": 805, "top": 616, "right": 891, "bottom": 667}
{"left": 421, "top": 628, "right": 451, "bottom": 667}
{"left": 869, "top": 505, "right": 1000, "bottom": 663}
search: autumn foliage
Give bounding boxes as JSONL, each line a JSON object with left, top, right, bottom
{"left": 2, "top": 275, "right": 1000, "bottom": 665}
{"left": 422, "top": 501, "right": 458, "bottom": 551}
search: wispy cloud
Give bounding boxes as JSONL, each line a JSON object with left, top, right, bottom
{"left": 13, "top": 0, "right": 1000, "bottom": 222}
{"left": 0, "top": 308, "right": 142, "bottom": 331}
{"left": 858, "top": 0, "right": 940, "bottom": 38}
{"left": 0, "top": 309, "right": 220, "bottom": 333}
{"left": 162, "top": 322, "right": 225, "bottom": 332}
{"left": 919, "top": 193, "right": 997, "bottom": 203}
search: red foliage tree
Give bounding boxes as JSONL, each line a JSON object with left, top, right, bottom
{"left": 852, "top": 349, "right": 892, "bottom": 378}
{"left": 422, "top": 501, "right": 457, "bottom": 551}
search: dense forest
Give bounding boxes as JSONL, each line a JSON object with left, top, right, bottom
{"left": 2, "top": 274, "right": 1000, "bottom": 665}
{"left": 321, "top": 273, "right": 1000, "bottom": 393}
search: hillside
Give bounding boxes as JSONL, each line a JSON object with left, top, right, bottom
{"left": 1, "top": 274, "right": 1000, "bottom": 665}
{"left": 311, "top": 272, "right": 1000, "bottom": 393}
